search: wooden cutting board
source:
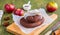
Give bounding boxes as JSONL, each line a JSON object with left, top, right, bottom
{"left": 6, "top": 14, "right": 58, "bottom": 35}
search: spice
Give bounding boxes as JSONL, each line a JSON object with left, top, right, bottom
{"left": 3, "top": 21, "right": 9, "bottom": 27}
{"left": 4, "top": 16, "right": 10, "bottom": 21}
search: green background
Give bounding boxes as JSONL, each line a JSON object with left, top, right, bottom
{"left": 0, "top": 0, "right": 60, "bottom": 35}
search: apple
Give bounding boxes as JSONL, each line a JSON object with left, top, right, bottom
{"left": 4, "top": 4, "right": 15, "bottom": 13}
{"left": 46, "top": 2, "right": 58, "bottom": 12}
{"left": 13, "top": 8, "right": 24, "bottom": 16}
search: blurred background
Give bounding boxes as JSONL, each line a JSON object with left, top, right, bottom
{"left": 0, "top": 0, "right": 60, "bottom": 35}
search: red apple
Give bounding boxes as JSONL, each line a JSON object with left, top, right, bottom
{"left": 13, "top": 8, "right": 24, "bottom": 16}
{"left": 4, "top": 4, "right": 15, "bottom": 13}
{"left": 46, "top": 2, "right": 58, "bottom": 12}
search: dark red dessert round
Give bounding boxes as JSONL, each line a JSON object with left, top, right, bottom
{"left": 20, "top": 15, "right": 44, "bottom": 28}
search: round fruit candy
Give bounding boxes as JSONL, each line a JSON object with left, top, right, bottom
{"left": 4, "top": 4, "right": 15, "bottom": 13}
{"left": 13, "top": 8, "right": 24, "bottom": 16}
{"left": 46, "top": 2, "right": 58, "bottom": 12}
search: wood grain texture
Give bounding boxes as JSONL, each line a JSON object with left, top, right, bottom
{"left": 6, "top": 14, "right": 58, "bottom": 35}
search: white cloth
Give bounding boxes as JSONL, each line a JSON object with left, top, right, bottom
{"left": 0, "top": 10, "right": 3, "bottom": 25}
{"left": 12, "top": 8, "right": 53, "bottom": 34}
{"left": 0, "top": 10, "right": 3, "bottom": 20}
